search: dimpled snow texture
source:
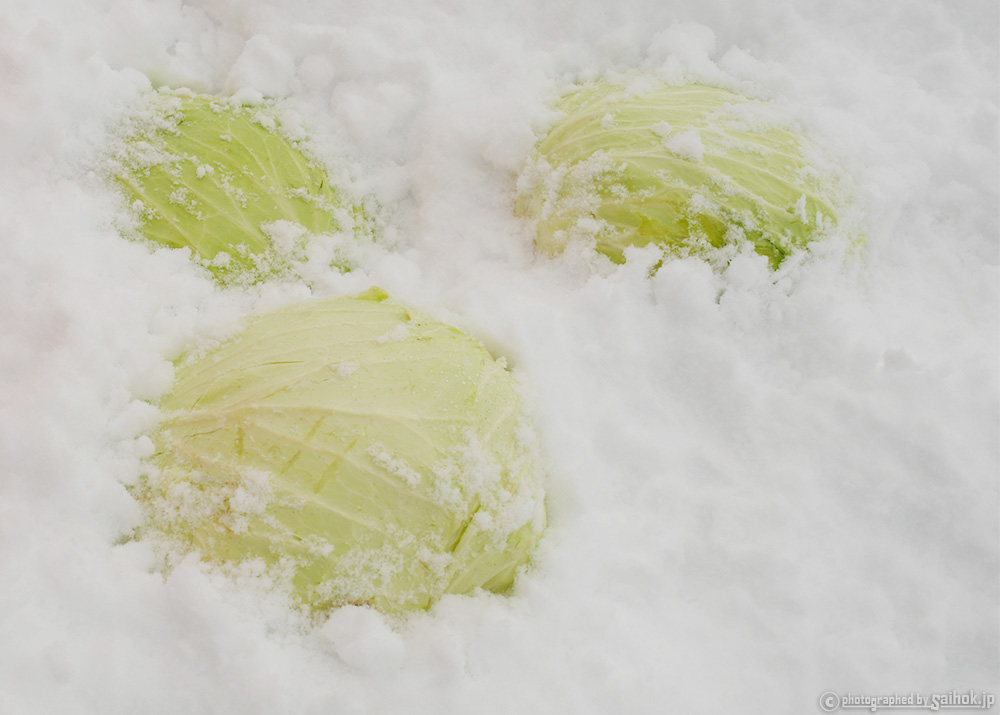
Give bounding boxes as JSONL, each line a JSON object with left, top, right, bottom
{"left": 516, "top": 82, "right": 845, "bottom": 268}
{"left": 111, "top": 89, "right": 359, "bottom": 283}
{"left": 139, "top": 288, "right": 547, "bottom": 614}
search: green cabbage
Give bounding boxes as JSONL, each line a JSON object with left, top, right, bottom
{"left": 516, "top": 81, "right": 846, "bottom": 268}
{"left": 110, "top": 89, "right": 369, "bottom": 284}
{"left": 137, "top": 288, "right": 546, "bottom": 614}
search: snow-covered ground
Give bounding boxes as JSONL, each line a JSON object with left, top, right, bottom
{"left": 0, "top": 0, "right": 997, "bottom": 713}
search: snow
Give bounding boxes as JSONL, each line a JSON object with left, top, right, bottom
{"left": 665, "top": 129, "right": 704, "bottom": 162}
{"left": 0, "top": 0, "right": 997, "bottom": 714}
{"left": 651, "top": 120, "right": 673, "bottom": 138}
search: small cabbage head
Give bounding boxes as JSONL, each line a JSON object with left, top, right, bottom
{"left": 516, "top": 81, "right": 848, "bottom": 268}
{"left": 137, "top": 288, "right": 546, "bottom": 614}
{"left": 109, "top": 89, "right": 370, "bottom": 284}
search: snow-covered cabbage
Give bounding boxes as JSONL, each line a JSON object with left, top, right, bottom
{"left": 137, "top": 288, "right": 546, "bottom": 614}
{"left": 516, "top": 81, "right": 847, "bottom": 268}
{"left": 109, "top": 89, "right": 370, "bottom": 284}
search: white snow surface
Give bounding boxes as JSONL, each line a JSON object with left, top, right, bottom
{"left": 0, "top": 0, "right": 997, "bottom": 713}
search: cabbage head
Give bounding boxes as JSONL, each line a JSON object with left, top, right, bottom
{"left": 137, "top": 288, "right": 546, "bottom": 614}
{"left": 516, "top": 81, "right": 847, "bottom": 268}
{"left": 110, "top": 89, "right": 369, "bottom": 284}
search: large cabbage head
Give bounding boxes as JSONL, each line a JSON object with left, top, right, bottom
{"left": 516, "top": 81, "right": 847, "bottom": 268}
{"left": 137, "top": 288, "right": 546, "bottom": 614}
{"left": 109, "top": 89, "right": 370, "bottom": 284}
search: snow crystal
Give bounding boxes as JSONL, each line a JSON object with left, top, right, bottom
{"left": 375, "top": 322, "right": 411, "bottom": 344}
{"left": 334, "top": 361, "right": 360, "bottom": 378}
{"left": 261, "top": 219, "right": 308, "bottom": 254}
{"left": 665, "top": 128, "right": 705, "bottom": 162}
{"left": 651, "top": 120, "right": 672, "bottom": 138}
{"left": 368, "top": 444, "right": 423, "bottom": 487}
